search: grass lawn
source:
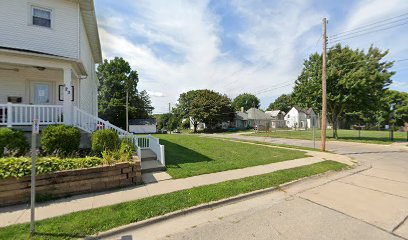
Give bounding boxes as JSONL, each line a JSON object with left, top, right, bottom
{"left": 215, "top": 138, "right": 323, "bottom": 152}
{"left": 154, "top": 134, "right": 308, "bottom": 178}
{"left": 0, "top": 160, "right": 347, "bottom": 240}
{"left": 245, "top": 129, "right": 407, "bottom": 144}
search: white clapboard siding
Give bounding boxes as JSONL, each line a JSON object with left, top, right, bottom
{"left": 0, "top": 0, "right": 79, "bottom": 59}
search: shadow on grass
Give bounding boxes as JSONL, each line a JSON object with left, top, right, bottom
{"left": 159, "top": 139, "right": 214, "bottom": 169}
{"left": 34, "top": 231, "right": 87, "bottom": 239}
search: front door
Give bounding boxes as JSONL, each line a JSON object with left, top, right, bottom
{"left": 31, "top": 82, "right": 52, "bottom": 104}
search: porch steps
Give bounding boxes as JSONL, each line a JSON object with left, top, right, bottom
{"left": 141, "top": 149, "right": 165, "bottom": 173}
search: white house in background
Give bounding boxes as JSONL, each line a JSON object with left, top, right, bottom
{"left": 265, "top": 110, "right": 286, "bottom": 128}
{"left": 129, "top": 119, "right": 157, "bottom": 134}
{"left": 284, "top": 107, "right": 318, "bottom": 129}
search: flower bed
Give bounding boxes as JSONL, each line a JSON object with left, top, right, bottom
{"left": 0, "top": 156, "right": 142, "bottom": 207}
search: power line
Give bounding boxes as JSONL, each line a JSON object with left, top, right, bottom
{"left": 330, "top": 12, "right": 408, "bottom": 37}
{"left": 330, "top": 17, "right": 408, "bottom": 40}
{"left": 329, "top": 21, "right": 408, "bottom": 44}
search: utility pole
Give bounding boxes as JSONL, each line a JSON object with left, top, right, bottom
{"left": 169, "top": 103, "right": 171, "bottom": 113}
{"left": 126, "top": 90, "right": 129, "bottom": 132}
{"left": 321, "top": 18, "right": 327, "bottom": 152}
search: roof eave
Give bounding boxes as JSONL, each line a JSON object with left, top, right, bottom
{"left": 79, "top": 0, "right": 102, "bottom": 63}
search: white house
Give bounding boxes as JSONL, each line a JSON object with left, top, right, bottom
{"left": 0, "top": 0, "right": 101, "bottom": 128}
{"left": 129, "top": 119, "right": 157, "bottom": 134}
{"left": 265, "top": 110, "right": 286, "bottom": 128}
{"left": 0, "top": 0, "right": 166, "bottom": 165}
{"left": 284, "top": 107, "right": 318, "bottom": 129}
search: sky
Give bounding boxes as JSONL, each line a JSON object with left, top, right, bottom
{"left": 94, "top": 0, "right": 408, "bottom": 114}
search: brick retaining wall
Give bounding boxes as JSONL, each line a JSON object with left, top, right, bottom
{"left": 0, "top": 157, "right": 142, "bottom": 207}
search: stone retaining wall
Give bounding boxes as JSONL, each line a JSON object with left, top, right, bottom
{"left": 0, "top": 158, "right": 142, "bottom": 207}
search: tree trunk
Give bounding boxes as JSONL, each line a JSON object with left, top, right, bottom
{"left": 332, "top": 116, "right": 338, "bottom": 139}
{"left": 193, "top": 122, "right": 198, "bottom": 133}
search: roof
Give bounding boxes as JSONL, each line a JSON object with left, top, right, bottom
{"left": 235, "top": 111, "right": 248, "bottom": 121}
{"left": 246, "top": 108, "right": 269, "bottom": 120}
{"left": 79, "top": 0, "right": 102, "bottom": 63}
{"left": 265, "top": 110, "right": 284, "bottom": 117}
{"left": 129, "top": 119, "right": 157, "bottom": 125}
{"left": 293, "top": 106, "right": 314, "bottom": 115}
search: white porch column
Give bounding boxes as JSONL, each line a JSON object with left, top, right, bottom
{"left": 63, "top": 68, "right": 73, "bottom": 125}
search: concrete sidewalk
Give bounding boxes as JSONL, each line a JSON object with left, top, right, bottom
{"left": 0, "top": 146, "right": 352, "bottom": 228}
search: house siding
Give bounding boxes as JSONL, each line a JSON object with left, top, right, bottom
{"left": 0, "top": 67, "right": 78, "bottom": 106}
{"left": 78, "top": 14, "right": 98, "bottom": 116}
{"left": 0, "top": 0, "right": 79, "bottom": 59}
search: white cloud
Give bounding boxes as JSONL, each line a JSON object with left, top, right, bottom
{"left": 97, "top": 0, "right": 406, "bottom": 113}
{"left": 146, "top": 91, "right": 165, "bottom": 97}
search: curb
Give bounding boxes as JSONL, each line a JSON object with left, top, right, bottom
{"left": 88, "top": 163, "right": 368, "bottom": 240}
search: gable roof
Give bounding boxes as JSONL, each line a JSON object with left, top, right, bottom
{"left": 265, "top": 110, "right": 284, "bottom": 117}
{"left": 79, "top": 0, "right": 102, "bottom": 63}
{"left": 129, "top": 119, "right": 157, "bottom": 125}
{"left": 247, "top": 108, "right": 269, "bottom": 120}
{"left": 292, "top": 106, "right": 315, "bottom": 116}
{"left": 235, "top": 111, "right": 248, "bottom": 121}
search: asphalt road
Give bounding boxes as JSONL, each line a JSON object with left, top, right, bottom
{"left": 107, "top": 136, "right": 408, "bottom": 240}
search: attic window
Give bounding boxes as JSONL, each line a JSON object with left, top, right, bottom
{"left": 32, "top": 7, "right": 51, "bottom": 28}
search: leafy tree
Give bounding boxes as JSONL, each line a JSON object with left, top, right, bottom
{"left": 176, "top": 90, "right": 233, "bottom": 132}
{"left": 267, "top": 94, "right": 293, "bottom": 113}
{"left": 156, "top": 113, "right": 180, "bottom": 131}
{"left": 378, "top": 90, "right": 408, "bottom": 127}
{"left": 232, "top": 93, "right": 260, "bottom": 111}
{"left": 97, "top": 57, "right": 153, "bottom": 129}
{"left": 292, "top": 44, "right": 394, "bottom": 138}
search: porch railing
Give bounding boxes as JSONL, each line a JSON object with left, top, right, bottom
{"left": 73, "top": 107, "right": 165, "bottom": 165}
{"left": 0, "top": 103, "right": 63, "bottom": 126}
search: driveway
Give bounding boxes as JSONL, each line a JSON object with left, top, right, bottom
{"left": 107, "top": 135, "right": 408, "bottom": 240}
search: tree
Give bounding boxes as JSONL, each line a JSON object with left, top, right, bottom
{"left": 155, "top": 113, "right": 180, "bottom": 131}
{"left": 232, "top": 93, "right": 260, "bottom": 111}
{"left": 176, "top": 90, "right": 233, "bottom": 132}
{"left": 378, "top": 90, "right": 408, "bottom": 127}
{"left": 267, "top": 94, "right": 293, "bottom": 113}
{"left": 292, "top": 44, "right": 394, "bottom": 138}
{"left": 97, "top": 57, "right": 153, "bottom": 129}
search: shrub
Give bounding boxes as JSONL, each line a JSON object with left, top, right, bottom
{"left": 91, "top": 129, "right": 120, "bottom": 156}
{"left": 0, "top": 156, "right": 103, "bottom": 179}
{"left": 0, "top": 128, "right": 29, "bottom": 157}
{"left": 40, "top": 125, "right": 81, "bottom": 157}
{"left": 119, "top": 137, "right": 136, "bottom": 161}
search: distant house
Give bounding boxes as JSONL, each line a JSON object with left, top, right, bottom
{"left": 265, "top": 110, "right": 286, "bottom": 128}
{"left": 284, "top": 107, "right": 318, "bottom": 129}
{"left": 247, "top": 108, "right": 270, "bottom": 130}
{"left": 129, "top": 119, "right": 157, "bottom": 134}
{"left": 232, "top": 111, "right": 249, "bottom": 129}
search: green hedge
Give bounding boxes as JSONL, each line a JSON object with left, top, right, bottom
{"left": 0, "top": 128, "right": 29, "bottom": 157}
{"left": 0, "top": 157, "right": 103, "bottom": 179}
{"left": 40, "top": 125, "right": 81, "bottom": 157}
{"left": 91, "top": 129, "right": 120, "bottom": 156}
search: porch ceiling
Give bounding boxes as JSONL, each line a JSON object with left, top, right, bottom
{"left": 0, "top": 48, "right": 87, "bottom": 77}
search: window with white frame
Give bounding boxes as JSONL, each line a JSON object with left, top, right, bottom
{"left": 32, "top": 7, "right": 51, "bottom": 28}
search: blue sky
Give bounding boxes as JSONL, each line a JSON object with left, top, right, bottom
{"left": 94, "top": 0, "right": 408, "bottom": 114}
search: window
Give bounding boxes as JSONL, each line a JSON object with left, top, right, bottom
{"left": 32, "top": 7, "right": 51, "bottom": 28}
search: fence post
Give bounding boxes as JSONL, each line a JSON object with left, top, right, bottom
{"left": 6, "top": 102, "right": 12, "bottom": 127}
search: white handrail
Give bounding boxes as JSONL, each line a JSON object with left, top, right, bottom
{"left": 0, "top": 103, "right": 63, "bottom": 126}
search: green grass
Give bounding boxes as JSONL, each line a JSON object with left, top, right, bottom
{"left": 154, "top": 134, "right": 308, "bottom": 178}
{"left": 0, "top": 160, "right": 347, "bottom": 240}
{"left": 215, "top": 137, "right": 323, "bottom": 152}
{"left": 245, "top": 129, "right": 407, "bottom": 144}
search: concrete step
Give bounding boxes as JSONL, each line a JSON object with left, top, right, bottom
{"left": 141, "top": 149, "right": 157, "bottom": 161}
{"left": 141, "top": 160, "right": 166, "bottom": 174}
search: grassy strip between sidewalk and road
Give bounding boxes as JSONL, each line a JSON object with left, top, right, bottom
{"left": 0, "top": 160, "right": 347, "bottom": 240}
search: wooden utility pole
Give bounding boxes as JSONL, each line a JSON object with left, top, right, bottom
{"left": 169, "top": 103, "right": 171, "bottom": 113}
{"left": 321, "top": 18, "right": 327, "bottom": 152}
{"left": 126, "top": 90, "right": 129, "bottom": 132}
